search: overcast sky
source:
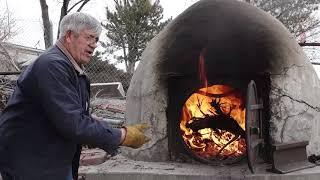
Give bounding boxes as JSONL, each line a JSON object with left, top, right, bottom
{"left": 2, "top": 0, "right": 320, "bottom": 76}
{"left": 0, "top": 0, "right": 198, "bottom": 49}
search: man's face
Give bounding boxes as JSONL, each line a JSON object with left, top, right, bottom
{"left": 66, "top": 28, "right": 99, "bottom": 65}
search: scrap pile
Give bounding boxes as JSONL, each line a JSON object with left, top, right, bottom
{"left": 0, "top": 77, "right": 16, "bottom": 111}
{"left": 80, "top": 97, "right": 126, "bottom": 167}
{"left": 90, "top": 97, "right": 126, "bottom": 127}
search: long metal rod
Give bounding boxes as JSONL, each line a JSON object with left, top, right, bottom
{"left": 0, "top": 71, "right": 21, "bottom": 75}
{"left": 299, "top": 42, "right": 320, "bottom": 46}
{"left": 299, "top": 42, "right": 320, "bottom": 65}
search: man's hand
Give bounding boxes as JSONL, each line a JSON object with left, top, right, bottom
{"left": 121, "top": 123, "right": 150, "bottom": 148}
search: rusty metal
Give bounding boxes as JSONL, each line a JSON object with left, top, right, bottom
{"left": 269, "top": 141, "right": 315, "bottom": 174}
{"left": 246, "top": 80, "right": 264, "bottom": 173}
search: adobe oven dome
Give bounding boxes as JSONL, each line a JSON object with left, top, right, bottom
{"left": 124, "top": 0, "right": 320, "bottom": 162}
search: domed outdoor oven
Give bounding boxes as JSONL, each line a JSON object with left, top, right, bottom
{"left": 122, "top": 0, "right": 320, "bottom": 173}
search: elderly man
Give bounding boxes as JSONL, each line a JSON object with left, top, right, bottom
{"left": 0, "top": 12, "right": 149, "bottom": 180}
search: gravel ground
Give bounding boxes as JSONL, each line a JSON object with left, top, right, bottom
{"left": 79, "top": 153, "right": 256, "bottom": 176}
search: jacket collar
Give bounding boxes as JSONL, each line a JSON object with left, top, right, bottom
{"left": 56, "top": 40, "right": 85, "bottom": 75}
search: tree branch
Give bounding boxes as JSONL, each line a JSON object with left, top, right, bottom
{"left": 57, "top": 0, "right": 70, "bottom": 39}
{"left": 39, "top": 0, "right": 53, "bottom": 48}
{"left": 76, "top": 0, "right": 91, "bottom": 12}
{"left": 67, "top": 0, "right": 84, "bottom": 13}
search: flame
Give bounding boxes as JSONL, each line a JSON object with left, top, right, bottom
{"left": 198, "top": 49, "right": 208, "bottom": 88}
{"left": 180, "top": 85, "right": 246, "bottom": 160}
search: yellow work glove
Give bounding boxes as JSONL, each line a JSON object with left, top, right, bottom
{"left": 122, "top": 123, "right": 150, "bottom": 149}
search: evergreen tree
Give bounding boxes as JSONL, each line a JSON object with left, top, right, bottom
{"left": 101, "top": 0, "right": 171, "bottom": 74}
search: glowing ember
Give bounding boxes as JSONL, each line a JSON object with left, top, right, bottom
{"left": 180, "top": 85, "right": 246, "bottom": 160}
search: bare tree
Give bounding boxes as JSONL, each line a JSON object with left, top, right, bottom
{"left": 248, "top": 0, "right": 320, "bottom": 38}
{"left": 56, "top": 0, "right": 91, "bottom": 38}
{"left": 0, "top": 3, "right": 19, "bottom": 72}
{"left": 39, "top": 0, "right": 92, "bottom": 49}
{"left": 186, "top": 0, "right": 320, "bottom": 39}
{"left": 0, "top": 4, "right": 17, "bottom": 42}
{"left": 39, "top": 0, "right": 53, "bottom": 49}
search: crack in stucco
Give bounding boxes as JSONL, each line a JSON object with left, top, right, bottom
{"left": 149, "top": 113, "right": 167, "bottom": 137}
{"left": 271, "top": 64, "right": 305, "bottom": 76}
{"left": 269, "top": 64, "right": 319, "bottom": 111}
{"left": 133, "top": 135, "right": 168, "bottom": 158}
{"left": 270, "top": 84, "right": 317, "bottom": 142}
{"left": 279, "top": 106, "right": 309, "bottom": 142}
{"left": 271, "top": 85, "right": 320, "bottom": 112}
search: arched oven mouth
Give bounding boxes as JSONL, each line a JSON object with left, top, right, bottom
{"left": 179, "top": 84, "right": 247, "bottom": 164}
{"left": 167, "top": 77, "right": 266, "bottom": 170}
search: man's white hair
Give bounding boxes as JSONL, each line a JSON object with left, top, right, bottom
{"left": 58, "top": 12, "right": 102, "bottom": 39}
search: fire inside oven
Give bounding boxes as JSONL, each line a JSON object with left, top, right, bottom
{"left": 179, "top": 84, "right": 246, "bottom": 161}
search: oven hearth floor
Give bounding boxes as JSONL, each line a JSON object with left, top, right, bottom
{"left": 79, "top": 154, "right": 320, "bottom": 180}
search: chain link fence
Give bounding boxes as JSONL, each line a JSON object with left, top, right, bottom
{"left": 2, "top": 43, "right": 320, "bottom": 113}
{"left": 0, "top": 61, "right": 132, "bottom": 114}
{"left": 84, "top": 60, "right": 133, "bottom": 92}
{"left": 0, "top": 67, "right": 131, "bottom": 107}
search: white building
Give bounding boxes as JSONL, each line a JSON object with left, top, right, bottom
{"left": 0, "top": 42, "right": 44, "bottom": 72}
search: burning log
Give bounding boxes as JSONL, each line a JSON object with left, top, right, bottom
{"left": 180, "top": 84, "right": 246, "bottom": 159}
{"left": 186, "top": 98, "right": 245, "bottom": 138}
{"left": 185, "top": 98, "right": 245, "bottom": 155}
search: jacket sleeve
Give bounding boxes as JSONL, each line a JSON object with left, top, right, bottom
{"left": 31, "top": 57, "right": 122, "bottom": 154}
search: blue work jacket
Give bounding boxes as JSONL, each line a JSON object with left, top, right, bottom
{"left": 0, "top": 45, "right": 122, "bottom": 180}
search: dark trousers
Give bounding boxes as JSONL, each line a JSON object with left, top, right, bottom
{"left": 0, "top": 171, "right": 73, "bottom": 180}
{"left": 0, "top": 171, "right": 15, "bottom": 180}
